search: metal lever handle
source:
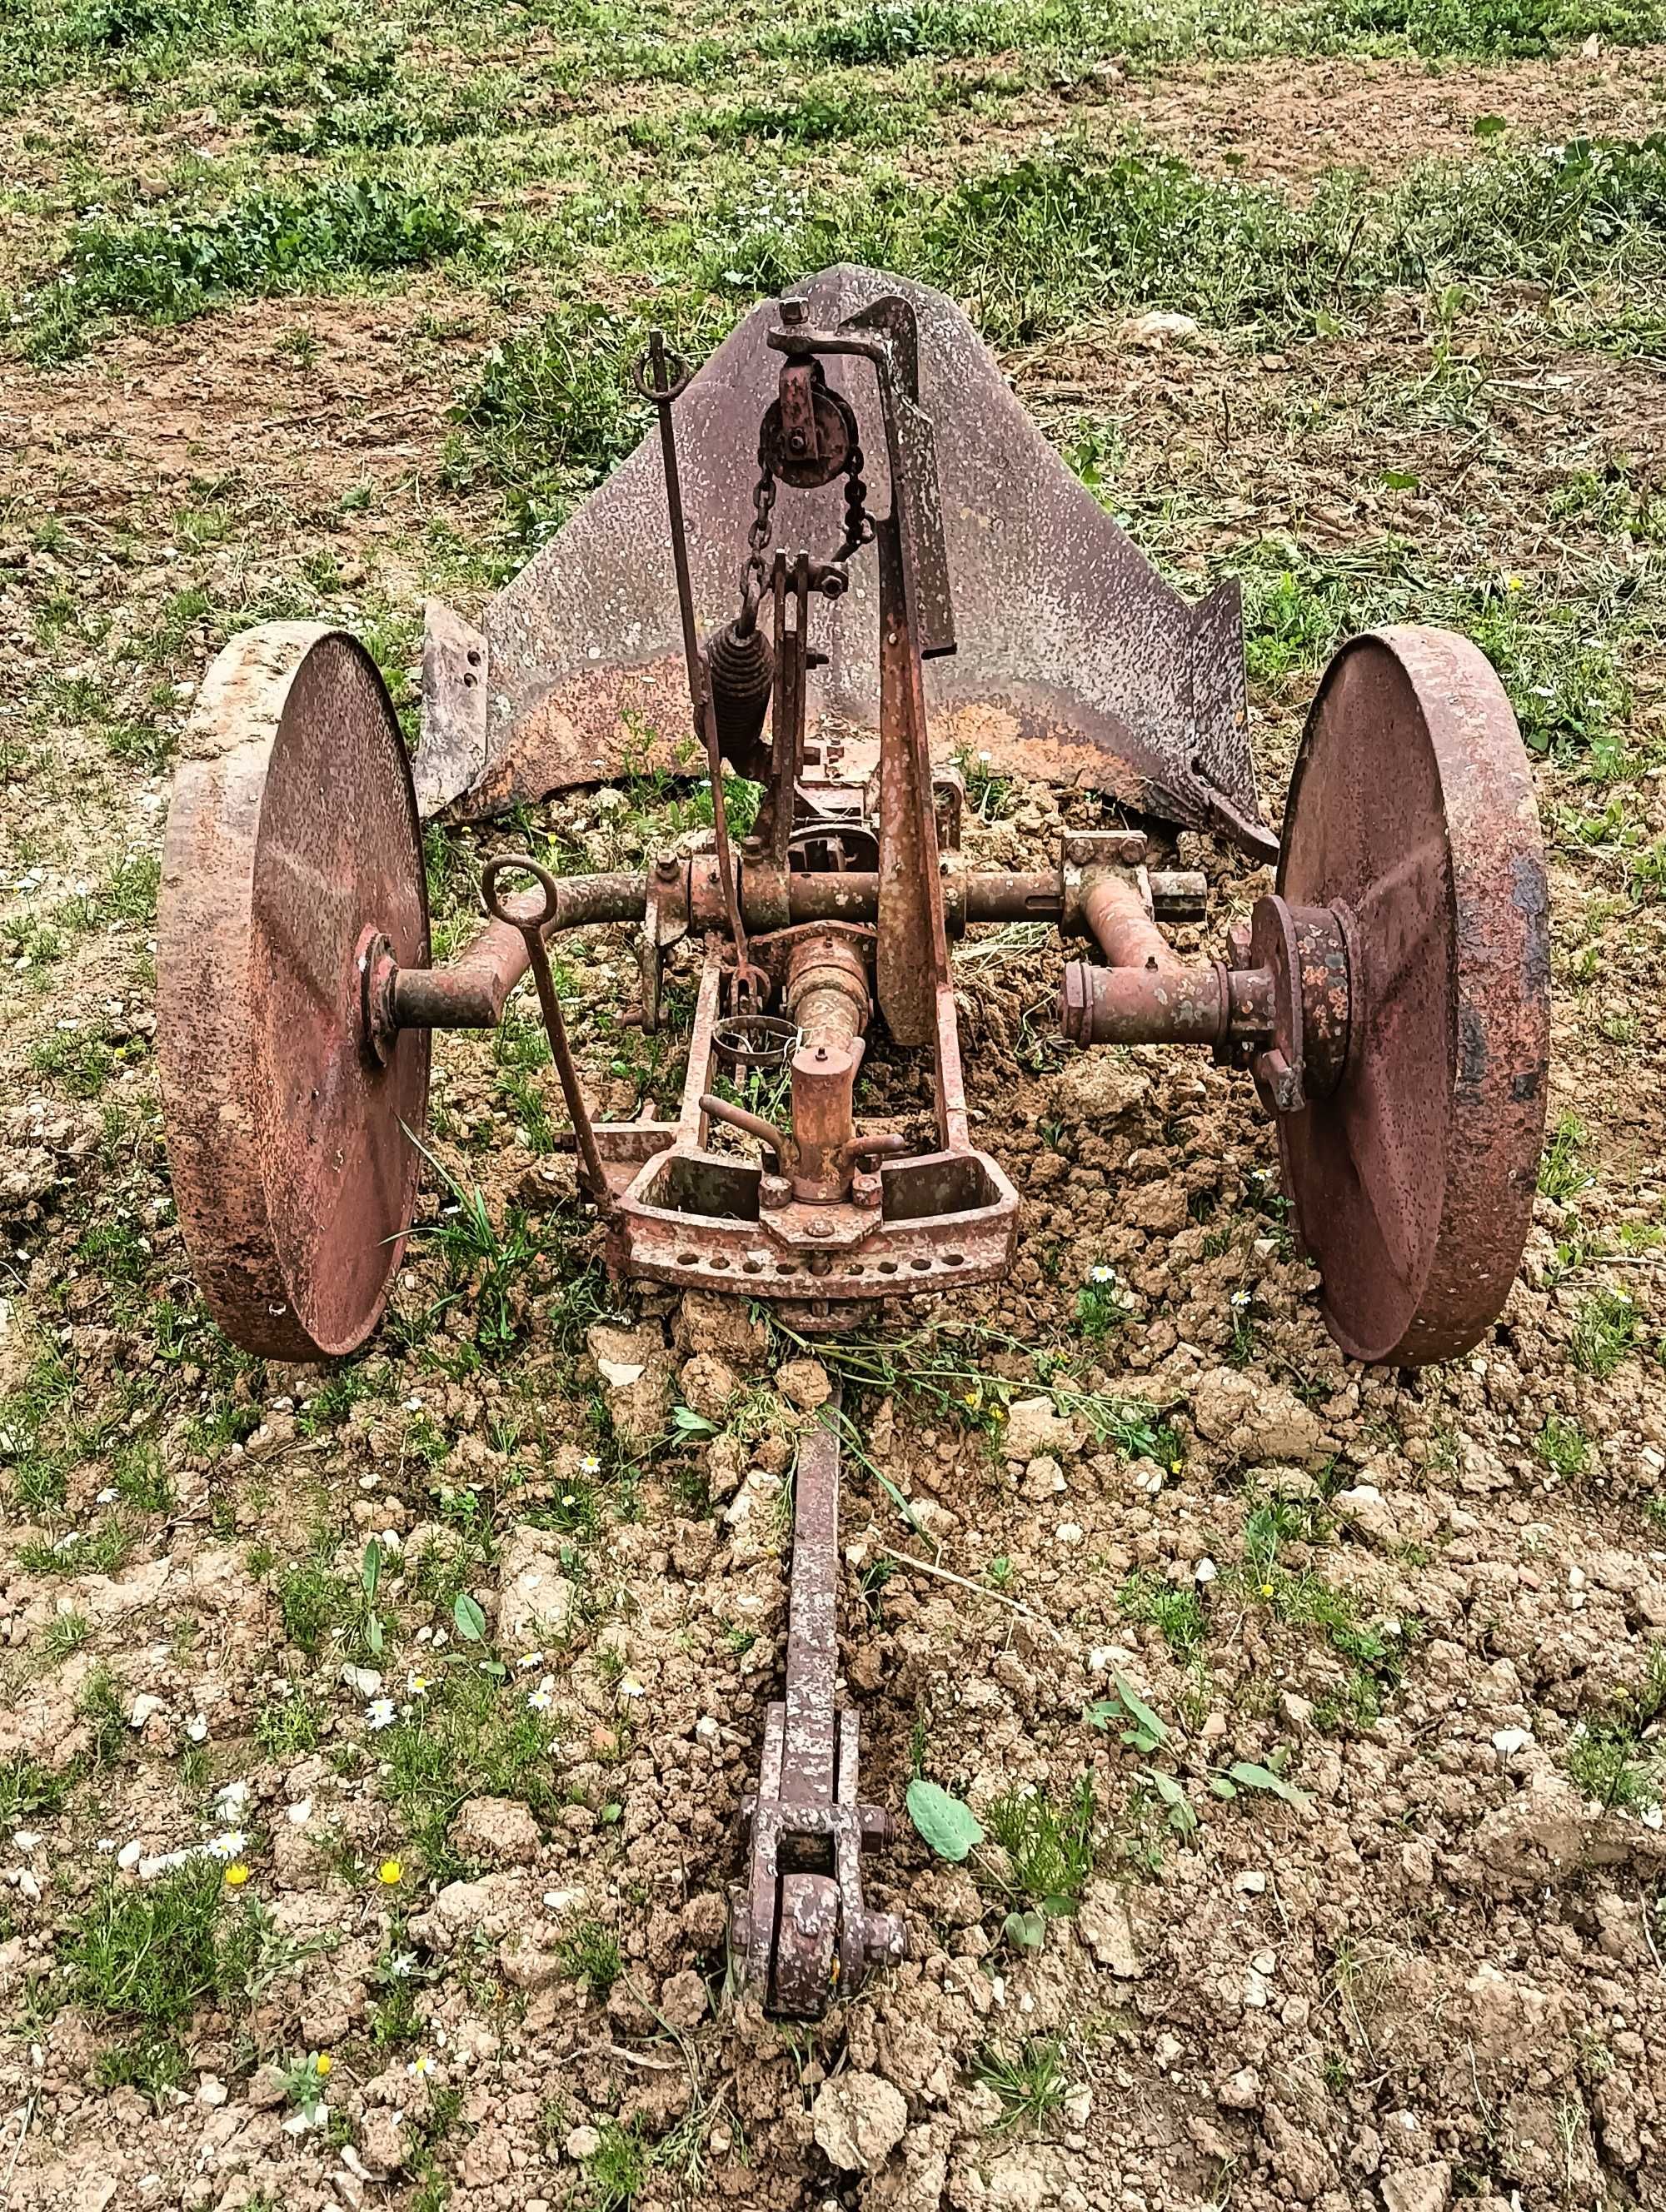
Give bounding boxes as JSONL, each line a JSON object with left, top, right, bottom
{"left": 698, "top": 1092, "right": 796, "bottom": 1169}
{"left": 481, "top": 854, "right": 611, "bottom": 1213}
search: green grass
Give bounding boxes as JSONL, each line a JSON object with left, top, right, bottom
{"left": 61, "top": 1858, "right": 228, "bottom": 2023}
{"left": 556, "top": 1916, "right": 623, "bottom": 1999}
{"left": 0, "top": 1756, "right": 68, "bottom": 1826}
{"left": 1534, "top": 1414, "right": 1590, "bottom": 1479}
{"left": 1564, "top": 1646, "right": 1666, "bottom": 1811}
{"left": 1118, "top": 1570, "right": 1209, "bottom": 1656}
{"left": 384, "top": 1664, "right": 561, "bottom": 1876}
{"left": 1570, "top": 1288, "right": 1640, "bottom": 1378}
{"left": 29, "top": 180, "right": 475, "bottom": 361}
{"left": 983, "top": 1774, "right": 1097, "bottom": 1910}
{"left": 973, "top": 2035, "right": 1070, "bottom": 2130}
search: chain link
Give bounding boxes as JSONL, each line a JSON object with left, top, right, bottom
{"left": 739, "top": 430, "right": 871, "bottom": 629}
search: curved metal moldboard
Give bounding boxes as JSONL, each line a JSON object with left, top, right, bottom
{"left": 421, "top": 265, "right": 1270, "bottom": 856}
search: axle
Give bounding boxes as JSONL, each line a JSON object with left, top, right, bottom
{"left": 381, "top": 848, "right": 1208, "bottom": 1034}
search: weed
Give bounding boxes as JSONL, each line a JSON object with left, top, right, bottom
{"left": 32, "top": 182, "right": 475, "bottom": 360}
{"left": 0, "top": 1756, "right": 67, "bottom": 1826}
{"left": 1564, "top": 1646, "right": 1666, "bottom": 1811}
{"left": 1570, "top": 1288, "right": 1639, "bottom": 1377}
{"left": 39, "top": 1610, "right": 92, "bottom": 1663}
{"left": 384, "top": 1666, "right": 561, "bottom": 1876}
{"left": 1118, "top": 1570, "right": 1209, "bottom": 1656}
{"left": 255, "top": 1686, "right": 324, "bottom": 1758}
{"left": 556, "top": 1916, "right": 623, "bottom": 1999}
{"left": 94, "top": 2027, "right": 189, "bottom": 2100}
{"left": 61, "top": 1857, "right": 225, "bottom": 2022}
{"left": 973, "top": 2035, "right": 1069, "bottom": 2130}
{"left": 1534, "top": 1414, "right": 1590, "bottom": 1479}
{"left": 1539, "top": 1113, "right": 1591, "bottom": 1201}
{"left": 983, "top": 1773, "right": 1097, "bottom": 1910}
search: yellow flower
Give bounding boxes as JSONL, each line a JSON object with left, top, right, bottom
{"left": 1170, "top": 1459, "right": 1182, "bottom": 1473}
{"left": 988, "top": 1404, "right": 1006, "bottom": 1422}
{"left": 1504, "top": 572, "right": 1524, "bottom": 592}
{"left": 314, "top": 2053, "right": 332, "bottom": 2079}
{"left": 1259, "top": 1582, "right": 1274, "bottom": 1599}
{"left": 377, "top": 1858, "right": 403, "bottom": 1886}
{"left": 223, "top": 1862, "right": 251, "bottom": 1887}
{"left": 962, "top": 1388, "right": 980, "bottom": 1407}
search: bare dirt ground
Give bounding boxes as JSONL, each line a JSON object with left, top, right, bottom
{"left": 1, "top": 20, "right": 1665, "bottom": 2212}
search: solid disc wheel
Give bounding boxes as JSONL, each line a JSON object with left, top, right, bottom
{"left": 158, "top": 624, "right": 430, "bottom": 1359}
{"left": 1277, "top": 626, "right": 1550, "bottom": 1366}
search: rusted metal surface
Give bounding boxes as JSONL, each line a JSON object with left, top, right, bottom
{"left": 481, "top": 856, "right": 611, "bottom": 1212}
{"left": 1273, "top": 626, "right": 1550, "bottom": 1365}
{"left": 392, "top": 873, "right": 646, "bottom": 1030}
{"left": 158, "top": 625, "right": 429, "bottom": 1359}
{"left": 414, "top": 600, "right": 488, "bottom": 817}
{"left": 159, "top": 287, "right": 1549, "bottom": 1385}
{"left": 435, "top": 267, "right": 1269, "bottom": 856}
{"left": 731, "top": 1392, "right": 905, "bottom": 2015}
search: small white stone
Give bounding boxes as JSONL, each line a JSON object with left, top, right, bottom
{"left": 1194, "top": 1557, "right": 1217, "bottom": 1585}
{"left": 1251, "top": 1949, "right": 1277, "bottom": 1975}
{"left": 197, "top": 2077, "right": 228, "bottom": 2107}
{"left": 128, "top": 1694, "right": 167, "bottom": 1728}
{"left": 1491, "top": 1727, "right": 1531, "bottom": 1755}
{"left": 1235, "top": 1871, "right": 1266, "bottom": 1895}
{"left": 117, "top": 1840, "right": 142, "bottom": 1871}
{"left": 287, "top": 1798, "right": 313, "bottom": 1826}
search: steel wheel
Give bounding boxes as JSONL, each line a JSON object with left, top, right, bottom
{"left": 158, "top": 624, "right": 430, "bottom": 1359}
{"left": 1276, "top": 626, "right": 1550, "bottom": 1365}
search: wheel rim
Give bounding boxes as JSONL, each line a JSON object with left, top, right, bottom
{"left": 158, "top": 624, "right": 430, "bottom": 1359}
{"left": 1276, "top": 626, "right": 1550, "bottom": 1365}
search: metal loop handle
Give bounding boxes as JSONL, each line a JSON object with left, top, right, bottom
{"left": 481, "top": 853, "right": 561, "bottom": 932}
{"left": 631, "top": 344, "right": 691, "bottom": 404}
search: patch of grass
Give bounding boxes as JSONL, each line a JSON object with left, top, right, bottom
{"left": 0, "top": 1756, "right": 67, "bottom": 1826}
{"left": 1534, "top": 1414, "right": 1590, "bottom": 1479}
{"left": 972, "top": 2035, "right": 1069, "bottom": 2130}
{"left": 1564, "top": 1645, "right": 1666, "bottom": 1811}
{"left": 276, "top": 1559, "right": 342, "bottom": 1657}
{"left": 61, "top": 1857, "right": 226, "bottom": 2023}
{"left": 407, "top": 1151, "right": 547, "bottom": 1351}
{"left": 1570, "top": 1288, "right": 1639, "bottom": 1378}
{"left": 556, "top": 1916, "right": 623, "bottom": 2000}
{"left": 1118, "top": 1570, "right": 1209, "bottom": 1656}
{"left": 384, "top": 1666, "right": 561, "bottom": 1877}
{"left": 112, "top": 1439, "right": 174, "bottom": 1513}
{"left": 17, "top": 1517, "right": 133, "bottom": 1576}
{"left": 581, "top": 2118, "right": 649, "bottom": 2211}
{"left": 78, "top": 1666, "right": 127, "bottom": 1768}
{"left": 254, "top": 1687, "right": 324, "bottom": 1758}
{"left": 94, "top": 2026, "right": 190, "bottom": 2100}
{"left": 983, "top": 1773, "right": 1097, "bottom": 1910}
{"left": 30, "top": 181, "right": 476, "bottom": 361}
{"left": 1539, "top": 1114, "right": 1591, "bottom": 1202}
{"left": 39, "top": 1610, "right": 93, "bottom": 1664}
{"left": 452, "top": 306, "right": 680, "bottom": 546}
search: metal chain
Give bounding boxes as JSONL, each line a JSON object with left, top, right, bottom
{"left": 739, "top": 440, "right": 871, "bottom": 627}
{"left": 831, "top": 443, "right": 874, "bottom": 566}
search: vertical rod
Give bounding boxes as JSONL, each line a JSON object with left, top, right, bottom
{"left": 641, "top": 329, "right": 752, "bottom": 979}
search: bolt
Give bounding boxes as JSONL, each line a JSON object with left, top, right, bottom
{"left": 1065, "top": 837, "right": 1094, "bottom": 868}
{"left": 806, "top": 1216, "right": 833, "bottom": 1240}
{"left": 760, "top": 1174, "right": 792, "bottom": 1209}
{"left": 655, "top": 855, "right": 679, "bottom": 884}
{"left": 779, "top": 297, "right": 806, "bottom": 326}
{"left": 787, "top": 430, "right": 807, "bottom": 454}
{"left": 1116, "top": 833, "right": 1148, "bottom": 864}
{"left": 741, "top": 834, "right": 764, "bottom": 859}
{"left": 1255, "top": 1048, "right": 1304, "bottom": 1115}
